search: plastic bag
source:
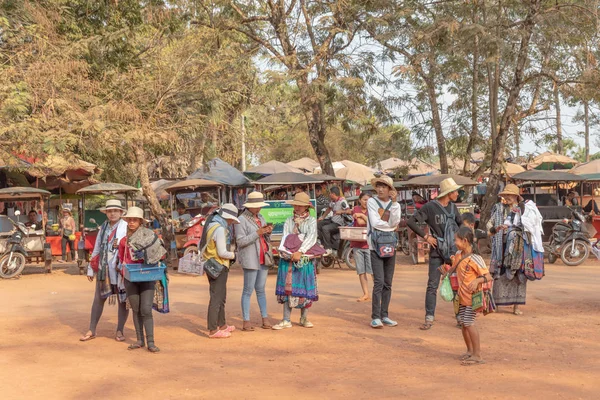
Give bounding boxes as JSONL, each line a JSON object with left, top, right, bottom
{"left": 440, "top": 275, "right": 454, "bottom": 302}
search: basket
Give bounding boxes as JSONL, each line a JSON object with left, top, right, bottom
{"left": 178, "top": 252, "right": 205, "bottom": 276}
{"left": 124, "top": 263, "right": 166, "bottom": 282}
{"left": 339, "top": 227, "right": 368, "bottom": 242}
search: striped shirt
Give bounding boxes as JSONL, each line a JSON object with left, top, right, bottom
{"left": 282, "top": 215, "right": 318, "bottom": 254}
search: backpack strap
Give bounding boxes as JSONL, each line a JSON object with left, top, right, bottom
{"left": 374, "top": 198, "right": 393, "bottom": 212}
{"left": 432, "top": 200, "right": 454, "bottom": 218}
{"left": 201, "top": 225, "right": 220, "bottom": 256}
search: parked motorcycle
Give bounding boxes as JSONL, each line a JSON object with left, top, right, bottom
{"left": 0, "top": 211, "right": 31, "bottom": 279}
{"left": 545, "top": 211, "right": 590, "bottom": 266}
{"left": 179, "top": 215, "right": 206, "bottom": 256}
{"left": 320, "top": 205, "right": 355, "bottom": 270}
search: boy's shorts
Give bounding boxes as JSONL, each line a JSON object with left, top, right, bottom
{"left": 458, "top": 305, "right": 476, "bottom": 327}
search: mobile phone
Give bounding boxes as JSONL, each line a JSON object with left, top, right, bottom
{"left": 266, "top": 223, "right": 274, "bottom": 227}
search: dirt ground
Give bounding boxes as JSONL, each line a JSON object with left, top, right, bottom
{"left": 1, "top": 257, "right": 599, "bottom": 400}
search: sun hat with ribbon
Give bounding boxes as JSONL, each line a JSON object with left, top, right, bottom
{"left": 243, "top": 191, "right": 269, "bottom": 209}
{"left": 498, "top": 183, "right": 523, "bottom": 202}
{"left": 220, "top": 203, "right": 240, "bottom": 223}
{"left": 437, "top": 178, "right": 464, "bottom": 198}
{"left": 285, "top": 192, "right": 314, "bottom": 208}
{"left": 370, "top": 175, "right": 395, "bottom": 190}
{"left": 122, "top": 206, "right": 148, "bottom": 222}
{"left": 99, "top": 199, "right": 125, "bottom": 213}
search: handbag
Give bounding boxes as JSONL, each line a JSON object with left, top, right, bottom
{"left": 472, "top": 289, "right": 485, "bottom": 312}
{"left": 204, "top": 258, "right": 225, "bottom": 279}
{"left": 264, "top": 245, "right": 275, "bottom": 267}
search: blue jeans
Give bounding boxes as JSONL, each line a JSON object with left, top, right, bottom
{"left": 241, "top": 266, "right": 269, "bottom": 321}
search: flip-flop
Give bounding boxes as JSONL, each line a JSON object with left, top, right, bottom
{"left": 147, "top": 346, "right": 160, "bottom": 353}
{"left": 79, "top": 333, "right": 96, "bottom": 342}
{"left": 459, "top": 353, "right": 472, "bottom": 361}
{"left": 242, "top": 326, "right": 255, "bottom": 332}
{"left": 513, "top": 310, "right": 524, "bottom": 315}
{"left": 261, "top": 324, "right": 272, "bottom": 329}
{"left": 461, "top": 358, "right": 486, "bottom": 366}
{"left": 419, "top": 322, "right": 434, "bottom": 331}
{"left": 115, "top": 332, "right": 126, "bottom": 342}
{"left": 128, "top": 343, "right": 145, "bottom": 350}
{"left": 209, "top": 330, "right": 231, "bottom": 339}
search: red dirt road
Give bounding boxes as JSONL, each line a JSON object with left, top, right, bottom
{"left": 1, "top": 258, "right": 599, "bottom": 399}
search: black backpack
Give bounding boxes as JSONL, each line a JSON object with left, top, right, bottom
{"left": 431, "top": 201, "right": 459, "bottom": 263}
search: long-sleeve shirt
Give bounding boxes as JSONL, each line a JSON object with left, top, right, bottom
{"left": 367, "top": 197, "right": 401, "bottom": 251}
{"left": 408, "top": 201, "right": 462, "bottom": 239}
{"left": 282, "top": 215, "right": 318, "bottom": 254}
{"left": 206, "top": 222, "right": 235, "bottom": 261}
{"left": 87, "top": 219, "right": 128, "bottom": 279}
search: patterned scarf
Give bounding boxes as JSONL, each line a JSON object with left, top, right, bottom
{"left": 292, "top": 210, "right": 310, "bottom": 234}
{"left": 489, "top": 203, "right": 508, "bottom": 274}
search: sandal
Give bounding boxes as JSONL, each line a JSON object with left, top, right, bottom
{"left": 461, "top": 358, "right": 486, "bottom": 366}
{"left": 128, "top": 342, "right": 145, "bottom": 350}
{"left": 79, "top": 333, "right": 96, "bottom": 342}
{"left": 209, "top": 330, "right": 231, "bottom": 339}
{"left": 261, "top": 323, "right": 272, "bottom": 329}
{"left": 115, "top": 332, "right": 126, "bottom": 342}
{"left": 459, "top": 353, "right": 472, "bottom": 361}
{"left": 513, "top": 310, "right": 524, "bottom": 316}
{"left": 147, "top": 345, "right": 161, "bottom": 353}
{"left": 419, "top": 322, "right": 434, "bottom": 331}
{"left": 242, "top": 326, "right": 255, "bottom": 332}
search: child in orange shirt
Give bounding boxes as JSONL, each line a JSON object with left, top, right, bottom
{"left": 451, "top": 226, "right": 492, "bottom": 366}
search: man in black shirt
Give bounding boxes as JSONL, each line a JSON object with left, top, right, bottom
{"left": 408, "top": 178, "right": 463, "bottom": 331}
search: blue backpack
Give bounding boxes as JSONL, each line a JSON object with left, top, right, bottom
{"left": 431, "top": 201, "right": 459, "bottom": 263}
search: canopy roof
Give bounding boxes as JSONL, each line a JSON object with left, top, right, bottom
{"left": 247, "top": 160, "right": 303, "bottom": 175}
{"left": 255, "top": 172, "right": 324, "bottom": 185}
{"left": 404, "top": 174, "right": 478, "bottom": 187}
{"left": 511, "top": 170, "right": 584, "bottom": 182}
{"left": 528, "top": 151, "right": 578, "bottom": 170}
{"left": 334, "top": 160, "right": 377, "bottom": 185}
{"left": 287, "top": 158, "right": 320, "bottom": 173}
{"left": 309, "top": 173, "right": 344, "bottom": 182}
{"left": 570, "top": 159, "right": 600, "bottom": 181}
{"left": 0, "top": 186, "right": 51, "bottom": 200}
{"left": 378, "top": 158, "right": 438, "bottom": 176}
{"left": 77, "top": 183, "right": 140, "bottom": 194}
{"left": 502, "top": 162, "right": 526, "bottom": 176}
{"left": 188, "top": 158, "right": 251, "bottom": 187}
{"left": 165, "top": 179, "right": 223, "bottom": 193}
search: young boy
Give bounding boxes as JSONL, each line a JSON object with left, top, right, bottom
{"left": 461, "top": 212, "right": 476, "bottom": 231}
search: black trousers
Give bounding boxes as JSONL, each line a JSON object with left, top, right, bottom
{"left": 371, "top": 251, "right": 396, "bottom": 320}
{"left": 125, "top": 279, "right": 155, "bottom": 346}
{"left": 318, "top": 220, "right": 340, "bottom": 250}
{"left": 207, "top": 267, "right": 229, "bottom": 331}
{"left": 61, "top": 236, "right": 75, "bottom": 261}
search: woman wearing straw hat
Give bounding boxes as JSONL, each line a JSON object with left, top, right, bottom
{"left": 236, "top": 192, "right": 274, "bottom": 331}
{"left": 199, "top": 204, "right": 240, "bottom": 339}
{"left": 272, "top": 192, "right": 319, "bottom": 330}
{"left": 58, "top": 206, "right": 77, "bottom": 263}
{"left": 118, "top": 206, "right": 167, "bottom": 352}
{"left": 80, "top": 200, "right": 128, "bottom": 342}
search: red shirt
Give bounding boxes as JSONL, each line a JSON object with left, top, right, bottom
{"left": 255, "top": 216, "right": 268, "bottom": 265}
{"left": 350, "top": 205, "right": 369, "bottom": 249}
{"left": 118, "top": 236, "right": 144, "bottom": 274}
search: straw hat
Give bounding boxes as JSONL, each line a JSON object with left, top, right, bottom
{"left": 437, "top": 178, "right": 463, "bottom": 198}
{"left": 499, "top": 184, "right": 523, "bottom": 202}
{"left": 220, "top": 203, "right": 240, "bottom": 224}
{"left": 243, "top": 191, "right": 269, "bottom": 208}
{"left": 122, "top": 206, "right": 148, "bottom": 222}
{"left": 61, "top": 206, "right": 72, "bottom": 215}
{"left": 370, "top": 175, "right": 395, "bottom": 190}
{"left": 99, "top": 199, "right": 125, "bottom": 213}
{"left": 286, "top": 192, "right": 313, "bottom": 208}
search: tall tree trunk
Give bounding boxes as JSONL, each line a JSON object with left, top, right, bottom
{"left": 298, "top": 79, "right": 335, "bottom": 175}
{"left": 424, "top": 76, "right": 448, "bottom": 173}
{"left": 584, "top": 100, "right": 590, "bottom": 162}
{"left": 514, "top": 123, "right": 521, "bottom": 158}
{"left": 480, "top": 0, "right": 540, "bottom": 227}
{"left": 554, "top": 82, "right": 563, "bottom": 154}
{"left": 464, "top": 5, "right": 480, "bottom": 175}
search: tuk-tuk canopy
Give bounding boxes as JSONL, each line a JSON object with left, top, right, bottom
{"left": 255, "top": 172, "right": 324, "bottom": 185}
{"left": 164, "top": 179, "right": 223, "bottom": 193}
{"left": 511, "top": 170, "right": 584, "bottom": 182}
{"left": 308, "top": 173, "right": 344, "bottom": 182}
{"left": 188, "top": 158, "right": 251, "bottom": 187}
{"left": 570, "top": 159, "right": 600, "bottom": 181}
{"left": 404, "top": 174, "right": 478, "bottom": 187}
{"left": 0, "top": 186, "right": 51, "bottom": 199}
{"left": 77, "top": 183, "right": 140, "bottom": 194}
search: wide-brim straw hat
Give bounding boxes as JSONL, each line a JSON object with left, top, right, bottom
{"left": 243, "top": 191, "right": 269, "bottom": 208}
{"left": 220, "top": 203, "right": 240, "bottom": 224}
{"left": 99, "top": 199, "right": 125, "bottom": 213}
{"left": 285, "top": 192, "right": 313, "bottom": 208}
{"left": 61, "top": 206, "right": 73, "bottom": 215}
{"left": 370, "top": 175, "right": 395, "bottom": 190}
{"left": 122, "top": 206, "right": 148, "bottom": 222}
{"left": 499, "top": 183, "right": 523, "bottom": 202}
{"left": 438, "top": 178, "right": 464, "bottom": 198}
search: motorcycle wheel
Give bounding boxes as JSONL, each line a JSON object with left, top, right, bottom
{"left": 0, "top": 252, "right": 27, "bottom": 279}
{"left": 183, "top": 245, "right": 198, "bottom": 256}
{"left": 560, "top": 240, "right": 589, "bottom": 266}
{"left": 400, "top": 231, "right": 410, "bottom": 256}
{"left": 410, "top": 238, "right": 419, "bottom": 265}
{"left": 320, "top": 255, "right": 334, "bottom": 268}
{"left": 344, "top": 247, "right": 356, "bottom": 270}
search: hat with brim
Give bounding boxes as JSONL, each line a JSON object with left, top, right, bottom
{"left": 286, "top": 192, "right": 313, "bottom": 208}
{"left": 61, "top": 207, "right": 72, "bottom": 215}
{"left": 243, "top": 191, "right": 269, "bottom": 208}
{"left": 498, "top": 184, "right": 523, "bottom": 202}
{"left": 220, "top": 204, "right": 240, "bottom": 224}
{"left": 99, "top": 199, "right": 125, "bottom": 213}
{"left": 370, "top": 176, "right": 395, "bottom": 190}
{"left": 438, "top": 178, "right": 464, "bottom": 198}
{"left": 122, "top": 206, "right": 148, "bottom": 223}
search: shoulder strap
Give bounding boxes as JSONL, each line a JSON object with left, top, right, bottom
{"left": 432, "top": 200, "right": 452, "bottom": 217}
{"left": 201, "top": 225, "right": 220, "bottom": 255}
{"left": 374, "top": 198, "right": 392, "bottom": 211}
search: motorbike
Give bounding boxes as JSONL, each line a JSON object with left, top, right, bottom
{"left": 0, "top": 211, "right": 31, "bottom": 279}
{"left": 178, "top": 215, "right": 207, "bottom": 256}
{"left": 320, "top": 206, "right": 356, "bottom": 270}
{"left": 545, "top": 211, "right": 590, "bottom": 266}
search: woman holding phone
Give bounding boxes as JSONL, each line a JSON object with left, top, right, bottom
{"left": 235, "top": 192, "right": 274, "bottom": 331}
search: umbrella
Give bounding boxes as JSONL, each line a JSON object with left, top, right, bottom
{"left": 308, "top": 173, "right": 345, "bottom": 182}
{"left": 570, "top": 159, "right": 600, "bottom": 181}
{"left": 255, "top": 172, "right": 324, "bottom": 185}
{"left": 502, "top": 162, "right": 526, "bottom": 176}
{"left": 404, "top": 174, "right": 478, "bottom": 186}
{"left": 247, "top": 160, "right": 303, "bottom": 175}
{"left": 528, "top": 151, "right": 578, "bottom": 170}
{"left": 164, "top": 179, "right": 223, "bottom": 193}
{"left": 77, "top": 183, "right": 140, "bottom": 194}
{"left": 334, "top": 160, "right": 377, "bottom": 186}
{"left": 287, "top": 158, "right": 320, "bottom": 173}
{"left": 188, "top": 158, "right": 251, "bottom": 187}
{"left": 377, "top": 158, "right": 438, "bottom": 176}
{"left": 511, "top": 170, "right": 584, "bottom": 182}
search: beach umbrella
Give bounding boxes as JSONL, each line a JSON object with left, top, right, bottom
{"left": 334, "top": 160, "right": 377, "bottom": 186}
{"left": 287, "top": 157, "right": 320, "bottom": 173}
{"left": 528, "top": 151, "right": 578, "bottom": 170}
{"left": 246, "top": 160, "right": 303, "bottom": 176}
{"left": 570, "top": 159, "right": 600, "bottom": 181}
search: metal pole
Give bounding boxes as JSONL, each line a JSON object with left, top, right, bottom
{"left": 241, "top": 115, "right": 247, "bottom": 172}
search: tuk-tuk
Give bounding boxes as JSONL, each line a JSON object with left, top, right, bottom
{"left": 253, "top": 172, "right": 324, "bottom": 271}
{"left": 75, "top": 183, "right": 140, "bottom": 275}
{"left": 0, "top": 187, "right": 53, "bottom": 277}
{"left": 163, "top": 178, "right": 223, "bottom": 258}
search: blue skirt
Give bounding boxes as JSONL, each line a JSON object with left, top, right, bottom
{"left": 275, "top": 258, "right": 318, "bottom": 306}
